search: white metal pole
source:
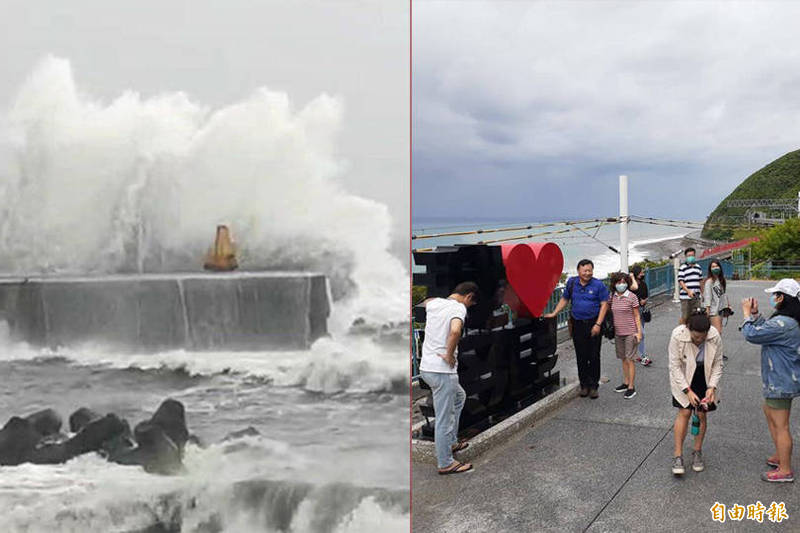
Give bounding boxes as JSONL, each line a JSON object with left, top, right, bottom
{"left": 673, "top": 255, "right": 681, "bottom": 302}
{"left": 619, "top": 175, "right": 629, "bottom": 272}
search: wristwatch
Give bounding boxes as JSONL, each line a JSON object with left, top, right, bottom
{"left": 682, "top": 387, "right": 690, "bottom": 395}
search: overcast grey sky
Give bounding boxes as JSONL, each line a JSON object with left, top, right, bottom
{"left": 413, "top": 1, "right": 800, "bottom": 224}
{"left": 1, "top": 0, "right": 409, "bottom": 240}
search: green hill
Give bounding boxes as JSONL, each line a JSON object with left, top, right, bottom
{"left": 703, "top": 149, "right": 800, "bottom": 240}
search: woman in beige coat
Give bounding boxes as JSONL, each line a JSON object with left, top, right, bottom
{"left": 669, "top": 312, "right": 724, "bottom": 475}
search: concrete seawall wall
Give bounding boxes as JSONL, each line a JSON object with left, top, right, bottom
{"left": 0, "top": 272, "right": 329, "bottom": 351}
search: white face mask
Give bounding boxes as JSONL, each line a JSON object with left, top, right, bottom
{"left": 615, "top": 283, "right": 628, "bottom": 293}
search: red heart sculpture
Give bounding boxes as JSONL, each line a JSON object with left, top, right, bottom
{"left": 501, "top": 242, "right": 564, "bottom": 317}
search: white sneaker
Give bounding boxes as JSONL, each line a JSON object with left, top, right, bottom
{"left": 672, "top": 456, "right": 685, "bottom": 475}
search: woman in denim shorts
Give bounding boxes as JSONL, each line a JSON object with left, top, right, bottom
{"left": 741, "top": 279, "right": 800, "bottom": 483}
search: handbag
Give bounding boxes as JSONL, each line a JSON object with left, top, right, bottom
{"left": 719, "top": 293, "right": 734, "bottom": 321}
{"left": 602, "top": 312, "right": 615, "bottom": 340}
{"left": 641, "top": 306, "right": 652, "bottom": 323}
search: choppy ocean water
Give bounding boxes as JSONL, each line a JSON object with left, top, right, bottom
{"left": 0, "top": 330, "right": 409, "bottom": 532}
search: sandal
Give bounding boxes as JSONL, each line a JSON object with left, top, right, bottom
{"left": 452, "top": 441, "right": 469, "bottom": 452}
{"left": 761, "top": 469, "right": 794, "bottom": 483}
{"left": 438, "top": 461, "right": 473, "bottom": 475}
{"left": 767, "top": 457, "right": 780, "bottom": 468}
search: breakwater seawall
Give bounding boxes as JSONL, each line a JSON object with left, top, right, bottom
{"left": 0, "top": 272, "right": 329, "bottom": 351}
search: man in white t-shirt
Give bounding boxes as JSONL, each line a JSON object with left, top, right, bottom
{"left": 420, "top": 281, "right": 479, "bottom": 475}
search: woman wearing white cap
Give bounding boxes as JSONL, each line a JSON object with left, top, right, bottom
{"left": 741, "top": 278, "right": 800, "bottom": 483}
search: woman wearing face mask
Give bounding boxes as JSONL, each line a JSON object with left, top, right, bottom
{"left": 630, "top": 265, "right": 651, "bottom": 366}
{"left": 609, "top": 272, "right": 642, "bottom": 399}
{"left": 669, "top": 312, "right": 723, "bottom": 476}
{"left": 741, "top": 279, "right": 800, "bottom": 483}
{"left": 703, "top": 260, "right": 728, "bottom": 333}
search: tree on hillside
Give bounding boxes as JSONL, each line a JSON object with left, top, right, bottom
{"left": 752, "top": 218, "right": 800, "bottom": 262}
{"left": 702, "top": 148, "right": 800, "bottom": 241}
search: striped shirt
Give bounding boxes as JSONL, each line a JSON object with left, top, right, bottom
{"left": 677, "top": 263, "right": 703, "bottom": 300}
{"left": 610, "top": 291, "right": 639, "bottom": 336}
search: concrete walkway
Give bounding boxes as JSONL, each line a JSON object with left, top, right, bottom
{"left": 412, "top": 281, "right": 800, "bottom": 532}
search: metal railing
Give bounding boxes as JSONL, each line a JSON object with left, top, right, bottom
{"left": 750, "top": 261, "right": 800, "bottom": 280}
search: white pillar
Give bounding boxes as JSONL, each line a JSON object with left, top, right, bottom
{"left": 619, "top": 175, "right": 629, "bottom": 272}
{"left": 673, "top": 255, "right": 681, "bottom": 302}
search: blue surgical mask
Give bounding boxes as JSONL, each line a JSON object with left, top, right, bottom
{"left": 686, "top": 256, "right": 696, "bottom": 264}
{"left": 769, "top": 294, "right": 779, "bottom": 308}
{"left": 616, "top": 283, "right": 628, "bottom": 293}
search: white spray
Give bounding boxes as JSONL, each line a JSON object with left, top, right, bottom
{"left": 0, "top": 56, "right": 407, "bottom": 330}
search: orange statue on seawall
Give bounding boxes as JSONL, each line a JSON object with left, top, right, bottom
{"left": 203, "top": 225, "right": 239, "bottom": 271}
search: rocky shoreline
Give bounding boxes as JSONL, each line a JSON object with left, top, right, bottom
{"left": 0, "top": 398, "right": 260, "bottom": 475}
{"left": 631, "top": 230, "right": 718, "bottom": 264}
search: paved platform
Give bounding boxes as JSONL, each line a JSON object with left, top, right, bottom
{"left": 412, "top": 281, "right": 800, "bottom": 532}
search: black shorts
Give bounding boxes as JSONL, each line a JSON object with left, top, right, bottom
{"left": 672, "top": 365, "right": 717, "bottom": 411}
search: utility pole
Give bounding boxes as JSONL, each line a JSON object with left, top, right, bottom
{"left": 619, "top": 175, "right": 629, "bottom": 272}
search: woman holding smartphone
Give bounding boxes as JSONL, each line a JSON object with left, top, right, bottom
{"left": 741, "top": 279, "right": 800, "bottom": 483}
{"left": 669, "top": 312, "right": 723, "bottom": 475}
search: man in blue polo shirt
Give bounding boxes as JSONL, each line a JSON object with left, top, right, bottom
{"left": 545, "top": 259, "right": 610, "bottom": 398}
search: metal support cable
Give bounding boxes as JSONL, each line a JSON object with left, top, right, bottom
{"left": 630, "top": 215, "right": 757, "bottom": 230}
{"left": 567, "top": 220, "right": 620, "bottom": 254}
{"left": 630, "top": 219, "right": 704, "bottom": 230}
{"left": 411, "top": 217, "right": 615, "bottom": 240}
{"left": 477, "top": 222, "right": 614, "bottom": 245}
{"left": 630, "top": 215, "right": 705, "bottom": 225}
{"left": 412, "top": 222, "right": 615, "bottom": 251}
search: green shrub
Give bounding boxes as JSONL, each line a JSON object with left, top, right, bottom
{"left": 412, "top": 285, "right": 427, "bottom": 305}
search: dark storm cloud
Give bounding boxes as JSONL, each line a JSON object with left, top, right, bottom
{"left": 413, "top": 1, "right": 800, "bottom": 222}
